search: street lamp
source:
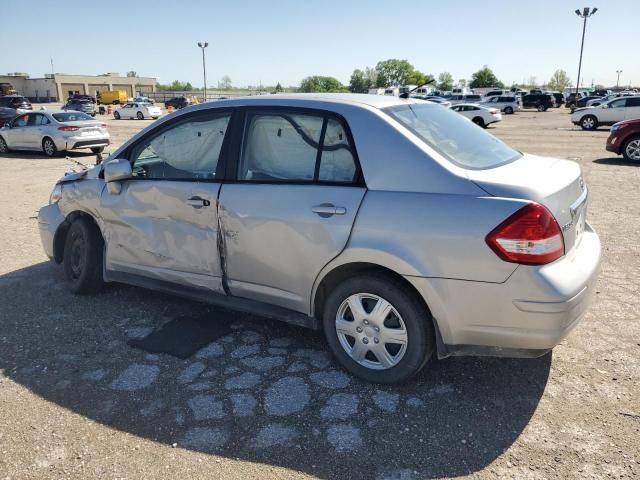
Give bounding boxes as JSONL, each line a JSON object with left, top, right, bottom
{"left": 197, "top": 42, "right": 208, "bottom": 101}
{"left": 574, "top": 7, "right": 597, "bottom": 96}
{"left": 616, "top": 70, "right": 623, "bottom": 89}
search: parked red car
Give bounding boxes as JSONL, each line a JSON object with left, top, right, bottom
{"left": 606, "top": 118, "right": 640, "bottom": 161}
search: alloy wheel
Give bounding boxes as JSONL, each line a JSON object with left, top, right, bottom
{"left": 626, "top": 139, "right": 640, "bottom": 161}
{"left": 335, "top": 293, "right": 408, "bottom": 370}
{"left": 44, "top": 139, "right": 55, "bottom": 156}
{"left": 582, "top": 117, "right": 596, "bottom": 130}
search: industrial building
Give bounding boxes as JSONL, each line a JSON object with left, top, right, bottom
{"left": 0, "top": 72, "right": 157, "bottom": 102}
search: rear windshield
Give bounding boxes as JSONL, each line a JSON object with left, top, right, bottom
{"left": 52, "top": 112, "right": 94, "bottom": 122}
{"left": 383, "top": 103, "right": 522, "bottom": 170}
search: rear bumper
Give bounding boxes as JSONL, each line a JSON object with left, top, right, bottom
{"left": 37, "top": 203, "right": 65, "bottom": 260}
{"left": 406, "top": 224, "right": 601, "bottom": 356}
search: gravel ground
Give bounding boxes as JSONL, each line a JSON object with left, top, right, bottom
{"left": 0, "top": 105, "right": 638, "bottom": 480}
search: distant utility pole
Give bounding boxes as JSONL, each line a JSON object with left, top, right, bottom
{"left": 574, "top": 7, "right": 597, "bottom": 95}
{"left": 616, "top": 70, "right": 623, "bottom": 88}
{"left": 50, "top": 57, "right": 54, "bottom": 76}
{"left": 197, "top": 42, "right": 208, "bottom": 101}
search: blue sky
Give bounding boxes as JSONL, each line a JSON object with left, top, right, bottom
{"left": 1, "top": 0, "right": 636, "bottom": 88}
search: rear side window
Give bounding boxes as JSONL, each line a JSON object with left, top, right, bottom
{"left": 608, "top": 98, "right": 627, "bottom": 108}
{"left": 131, "top": 114, "right": 231, "bottom": 180}
{"left": 239, "top": 112, "right": 358, "bottom": 183}
{"left": 626, "top": 97, "right": 640, "bottom": 107}
{"left": 384, "top": 103, "right": 521, "bottom": 170}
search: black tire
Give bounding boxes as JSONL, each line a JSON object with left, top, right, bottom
{"left": 136, "top": 111, "right": 144, "bottom": 120}
{"left": 537, "top": 103, "right": 547, "bottom": 112}
{"left": 472, "top": 116, "right": 485, "bottom": 128}
{"left": 322, "top": 274, "right": 434, "bottom": 384}
{"left": 113, "top": 111, "right": 120, "bottom": 120}
{"left": 505, "top": 106, "right": 514, "bottom": 115}
{"left": 622, "top": 134, "right": 640, "bottom": 162}
{"left": 570, "top": 104, "right": 576, "bottom": 113}
{"left": 62, "top": 217, "right": 105, "bottom": 295}
{"left": 580, "top": 115, "right": 598, "bottom": 131}
{"left": 42, "top": 137, "right": 58, "bottom": 157}
{"left": 90, "top": 147, "right": 104, "bottom": 154}
{"left": 0, "top": 135, "right": 9, "bottom": 153}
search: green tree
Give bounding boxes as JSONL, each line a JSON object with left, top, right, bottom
{"left": 375, "top": 59, "right": 415, "bottom": 87}
{"left": 365, "top": 66, "right": 378, "bottom": 87}
{"left": 349, "top": 69, "right": 369, "bottom": 93}
{"left": 548, "top": 69, "right": 571, "bottom": 91}
{"left": 407, "top": 70, "right": 434, "bottom": 86}
{"left": 437, "top": 72, "right": 454, "bottom": 91}
{"left": 274, "top": 82, "right": 283, "bottom": 93}
{"left": 458, "top": 79, "right": 467, "bottom": 88}
{"left": 126, "top": 71, "right": 137, "bottom": 78}
{"left": 469, "top": 65, "right": 504, "bottom": 89}
{"left": 298, "top": 76, "right": 347, "bottom": 93}
{"left": 218, "top": 75, "right": 232, "bottom": 89}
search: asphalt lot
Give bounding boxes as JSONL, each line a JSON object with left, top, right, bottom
{"left": 0, "top": 104, "right": 638, "bottom": 480}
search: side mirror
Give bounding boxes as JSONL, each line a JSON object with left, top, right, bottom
{"left": 104, "top": 158, "right": 132, "bottom": 194}
{"left": 601, "top": 104, "right": 608, "bottom": 109}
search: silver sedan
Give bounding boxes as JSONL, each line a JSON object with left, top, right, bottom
{"left": 0, "top": 110, "right": 109, "bottom": 157}
{"left": 37, "top": 94, "right": 601, "bottom": 383}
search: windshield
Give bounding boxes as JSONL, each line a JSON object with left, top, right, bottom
{"left": 383, "top": 103, "right": 522, "bottom": 170}
{"left": 52, "top": 112, "right": 94, "bottom": 122}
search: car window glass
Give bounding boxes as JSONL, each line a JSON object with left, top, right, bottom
{"left": 318, "top": 118, "right": 357, "bottom": 183}
{"left": 609, "top": 99, "right": 627, "bottom": 108}
{"left": 12, "top": 114, "right": 28, "bottom": 127}
{"left": 239, "top": 112, "right": 322, "bottom": 182}
{"left": 384, "top": 103, "right": 521, "bottom": 170}
{"left": 27, "top": 114, "right": 40, "bottom": 126}
{"left": 131, "top": 114, "right": 231, "bottom": 180}
{"left": 625, "top": 97, "right": 640, "bottom": 107}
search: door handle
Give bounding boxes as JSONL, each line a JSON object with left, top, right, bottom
{"left": 187, "top": 196, "right": 210, "bottom": 208}
{"left": 312, "top": 203, "right": 346, "bottom": 218}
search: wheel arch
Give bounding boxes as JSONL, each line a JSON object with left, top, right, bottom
{"left": 53, "top": 210, "right": 103, "bottom": 263}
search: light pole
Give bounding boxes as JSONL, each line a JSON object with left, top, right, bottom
{"left": 616, "top": 70, "right": 622, "bottom": 89}
{"left": 197, "top": 42, "right": 208, "bottom": 101}
{"left": 574, "top": 7, "right": 597, "bottom": 96}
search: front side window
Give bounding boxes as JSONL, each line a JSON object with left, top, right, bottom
{"left": 608, "top": 98, "right": 627, "bottom": 108}
{"left": 384, "top": 103, "right": 521, "bottom": 170}
{"left": 11, "top": 114, "right": 29, "bottom": 127}
{"left": 130, "top": 114, "right": 231, "bottom": 180}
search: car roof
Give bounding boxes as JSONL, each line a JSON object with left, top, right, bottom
{"left": 196, "top": 93, "right": 421, "bottom": 110}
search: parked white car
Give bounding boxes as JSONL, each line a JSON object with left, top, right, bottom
{"left": 0, "top": 110, "right": 109, "bottom": 157}
{"left": 113, "top": 102, "right": 162, "bottom": 120}
{"left": 571, "top": 96, "right": 640, "bottom": 130}
{"left": 481, "top": 95, "right": 521, "bottom": 114}
{"left": 450, "top": 103, "right": 502, "bottom": 128}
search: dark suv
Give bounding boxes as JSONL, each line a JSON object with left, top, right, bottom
{"left": 0, "top": 95, "right": 32, "bottom": 111}
{"left": 521, "top": 93, "right": 554, "bottom": 111}
{"left": 164, "top": 96, "right": 191, "bottom": 109}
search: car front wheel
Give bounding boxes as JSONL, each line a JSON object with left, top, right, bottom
{"left": 114, "top": 111, "right": 120, "bottom": 120}
{"left": 505, "top": 106, "right": 514, "bottom": 114}
{"left": 322, "top": 274, "right": 434, "bottom": 384}
{"left": 581, "top": 115, "right": 598, "bottom": 131}
{"left": 537, "top": 104, "right": 546, "bottom": 112}
{"left": 137, "top": 111, "right": 144, "bottom": 120}
{"left": 63, "top": 217, "right": 105, "bottom": 294}
{"left": 0, "top": 136, "right": 9, "bottom": 153}
{"left": 622, "top": 135, "right": 640, "bottom": 162}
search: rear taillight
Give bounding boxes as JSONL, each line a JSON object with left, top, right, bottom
{"left": 486, "top": 203, "right": 564, "bottom": 265}
{"left": 58, "top": 126, "right": 80, "bottom": 131}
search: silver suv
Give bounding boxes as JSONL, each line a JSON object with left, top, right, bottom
{"left": 481, "top": 95, "right": 521, "bottom": 114}
{"left": 38, "top": 94, "right": 601, "bottom": 383}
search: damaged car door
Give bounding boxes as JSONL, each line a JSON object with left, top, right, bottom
{"left": 218, "top": 110, "right": 366, "bottom": 313}
{"left": 100, "top": 111, "right": 232, "bottom": 292}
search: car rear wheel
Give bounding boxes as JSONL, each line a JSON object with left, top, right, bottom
{"left": 537, "top": 104, "right": 546, "bottom": 112}
{"left": 472, "top": 117, "right": 485, "bottom": 128}
{"left": 0, "top": 136, "right": 9, "bottom": 153}
{"left": 136, "top": 111, "right": 144, "bottom": 120}
{"left": 42, "top": 137, "right": 58, "bottom": 157}
{"left": 622, "top": 135, "right": 640, "bottom": 162}
{"left": 113, "top": 111, "right": 120, "bottom": 120}
{"left": 581, "top": 115, "right": 598, "bottom": 131}
{"left": 63, "top": 217, "right": 105, "bottom": 294}
{"left": 322, "top": 274, "right": 434, "bottom": 384}
{"left": 505, "top": 106, "right": 514, "bottom": 114}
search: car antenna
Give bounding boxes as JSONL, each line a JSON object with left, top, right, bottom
{"left": 399, "top": 79, "right": 436, "bottom": 99}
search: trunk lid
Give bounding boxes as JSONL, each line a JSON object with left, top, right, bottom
{"left": 467, "top": 153, "right": 588, "bottom": 253}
